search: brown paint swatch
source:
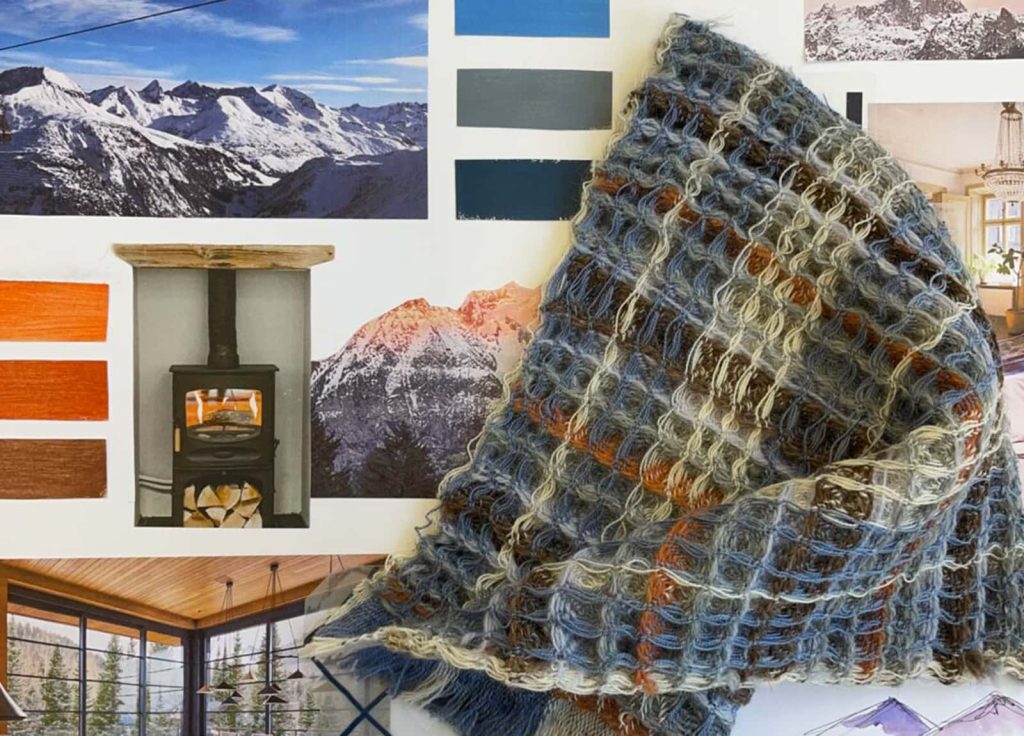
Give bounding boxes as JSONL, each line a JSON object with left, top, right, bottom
{"left": 0, "top": 440, "right": 106, "bottom": 498}
{"left": 0, "top": 361, "right": 108, "bottom": 420}
{"left": 0, "top": 281, "right": 109, "bottom": 342}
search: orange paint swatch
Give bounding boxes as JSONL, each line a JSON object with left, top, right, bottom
{"left": 0, "top": 281, "right": 109, "bottom": 342}
{"left": 0, "top": 440, "right": 106, "bottom": 498}
{"left": 0, "top": 361, "right": 108, "bottom": 420}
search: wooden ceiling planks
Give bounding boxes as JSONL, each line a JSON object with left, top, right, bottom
{"left": 0, "top": 555, "right": 382, "bottom": 628}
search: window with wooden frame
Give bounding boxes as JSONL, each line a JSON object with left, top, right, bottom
{"left": 981, "top": 195, "right": 1023, "bottom": 285}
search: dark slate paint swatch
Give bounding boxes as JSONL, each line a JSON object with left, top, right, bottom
{"left": 456, "top": 160, "right": 592, "bottom": 220}
{"left": 846, "top": 91, "right": 864, "bottom": 126}
{"left": 458, "top": 69, "right": 613, "bottom": 130}
{"left": 455, "top": 0, "right": 610, "bottom": 38}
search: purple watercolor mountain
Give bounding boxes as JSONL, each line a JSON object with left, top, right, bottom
{"left": 928, "top": 693, "right": 1024, "bottom": 735}
{"left": 806, "top": 698, "right": 934, "bottom": 736}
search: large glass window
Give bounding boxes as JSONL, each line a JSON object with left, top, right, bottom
{"left": 981, "top": 195, "right": 1023, "bottom": 285}
{"left": 85, "top": 620, "right": 141, "bottom": 735}
{"left": 205, "top": 623, "right": 266, "bottom": 735}
{"left": 145, "top": 635, "right": 184, "bottom": 736}
{"left": 5, "top": 594, "right": 185, "bottom": 736}
{"left": 204, "top": 610, "right": 384, "bottom": 736}
{"left": 7, "top": 603, "right": 81, "bottom": 736}
{"left": 7, "top": 590, "right": 388, "bottom": 736}
{"left": 270, "top": 614, "right": 321, "bottom": 736}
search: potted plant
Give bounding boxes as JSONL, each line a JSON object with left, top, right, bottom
{"left": 990, "top": 241, "right": 1024, "bottom": 334}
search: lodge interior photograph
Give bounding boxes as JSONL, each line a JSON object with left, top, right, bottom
{"left": 0, "top": 556, "right": 384, "bottom": 736}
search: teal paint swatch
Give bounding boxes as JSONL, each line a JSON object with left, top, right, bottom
{"left": 456, "top": 160, "right": 592, "bottom": 221}
{"left": 455, "top": 0, "right": 610, "bottom": 38}
{"left": 458, "top": 69, "right": 613, "bottom": 130}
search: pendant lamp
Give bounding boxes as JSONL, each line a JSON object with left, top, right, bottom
{"left": 272, "top": 563, "right": 307, "bottom": 682}
{"left": 257, "top": 682, "right": 281, "bottom": 696}
{"left": 197, "top": 580, "right": 235, "bottom": 695}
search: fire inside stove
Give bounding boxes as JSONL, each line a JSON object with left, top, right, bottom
{"left": 185, "top": 387, "right": 263, "bottom": 441}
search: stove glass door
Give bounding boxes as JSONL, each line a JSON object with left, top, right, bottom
{"left": 185, "top": 388, "right": 263, "bottom": 441}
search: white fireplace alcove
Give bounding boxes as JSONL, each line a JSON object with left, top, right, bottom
{"left": 114, "top": 244, "right": 335, "bottom": 528}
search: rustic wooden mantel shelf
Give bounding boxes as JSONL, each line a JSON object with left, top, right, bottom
{"left": 112, "top": 243, "right": 335, "bottom": 270}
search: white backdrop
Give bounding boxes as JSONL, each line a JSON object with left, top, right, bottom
{"left": 2, "top": 0, "right": 1023, "bottom": 733}
{"left": 0, "top": 0, "right": 865, "bottom": 561}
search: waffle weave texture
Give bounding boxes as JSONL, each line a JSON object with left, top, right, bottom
{"left": 309, "top": 17, "right": 1024, "bottom": 736}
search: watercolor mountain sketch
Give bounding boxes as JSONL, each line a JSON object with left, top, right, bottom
{"left": 311, "top": 283, "right": 541, "bottom": 498}
{"left": 805, "top": 692, "right": 1024, "bottom": 735}
{"left": 0, "top": 0, "right": 427, "bottom": 218}
{"left": 805, "top": 0, "right": 1024, "bottom": 61}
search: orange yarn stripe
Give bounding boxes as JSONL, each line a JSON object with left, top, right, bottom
{"left": 510, "top": 394, "right": 724, "bottom": 507}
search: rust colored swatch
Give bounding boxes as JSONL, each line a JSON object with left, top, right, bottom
{"left": 0, "top": 361, "right": 108, "bottom": 420}
{"left": 0, "top": 440, "right": 106, "bottom": 498}
{"left": 0, "top": 281, "right": 109, "bottom": 342}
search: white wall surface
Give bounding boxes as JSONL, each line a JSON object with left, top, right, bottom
{"left": 2, "top": 0, "right": 1022, "bottom": 733}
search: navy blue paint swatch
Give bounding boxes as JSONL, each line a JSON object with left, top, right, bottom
{"left": 455, "top": 0, "right": 610, "bottom": 38}
{"left": 456, "top": 160, "right": 592, "bottom": 221}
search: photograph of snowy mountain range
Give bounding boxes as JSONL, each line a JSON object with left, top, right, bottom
{"left": 0, "top": 0, "right": 427, "bottom": 217}
{"left": 310, "top": 283, "right": 541, "bottom": 498}
{"left": 806, "top": 0, "right": 1024, "bottom": 61}
{"left": 804, "top": 692, "right": 1024, "bottom": 734}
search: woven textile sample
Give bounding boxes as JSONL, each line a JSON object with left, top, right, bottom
{"left": 309, "top": 17, "right": 1023, "bottom": 736}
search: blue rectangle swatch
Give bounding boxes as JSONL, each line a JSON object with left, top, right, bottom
{"left": 456, "top": 0, "right": 610, "bottom": 38}
{"left": 456, "top": 160, "right": 592, "bottom": 221}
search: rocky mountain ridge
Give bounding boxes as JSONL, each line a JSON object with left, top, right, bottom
{"left": 0, "top": 66, "right": 427, "bottom": 217}
{"left": 311, "top": 283, "right": 541, "bottom": 497}
{"left": 806, "top": 0, "right": 1024, "bottom": 60}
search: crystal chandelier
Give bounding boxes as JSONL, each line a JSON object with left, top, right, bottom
{"left": 979, "top": 102, "right": 1024, "bottom": 203}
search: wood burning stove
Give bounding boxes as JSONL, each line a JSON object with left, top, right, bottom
{"left": 171, "top": 270, "right": 278, "bottom": 528}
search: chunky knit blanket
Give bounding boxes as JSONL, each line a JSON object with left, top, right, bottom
{"left": 310, "top": 17, "right": 1024, "bottom": 736}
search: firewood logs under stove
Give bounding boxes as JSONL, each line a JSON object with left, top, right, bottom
{"left": 183, "top": 481, "right": 263, "bottom": 528}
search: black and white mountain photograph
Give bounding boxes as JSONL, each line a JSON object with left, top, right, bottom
{"left": 806, "top": 0, "right": 1024, "bottom": 61}
{"left": 0, "top": 0, "right": 428, "bottom": 218}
